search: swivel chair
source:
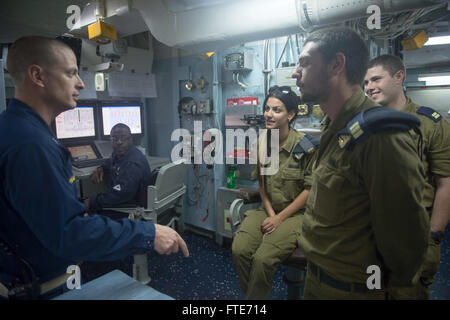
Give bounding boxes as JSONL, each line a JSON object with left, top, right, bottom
{"left": 104, "top": 159, "right": 188, "bottom": 284}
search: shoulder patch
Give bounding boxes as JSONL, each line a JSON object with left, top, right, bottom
{"left": 337, "top": 106, "right": 421, "bottom": 150}
{"left": 417, "top": 106, "right": 442, "bottom": 123}
{"left": 292, "top": 134, "right": 320, "bottom": 161}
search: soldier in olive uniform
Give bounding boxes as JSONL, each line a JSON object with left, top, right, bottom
{"left": 292, "top": 27, "right": 429, "bottom": 299}
{"left": 365, "top": 55, "right": 450, "bottom": 299}
{"left": 232, "top": 86, "right": 318, "bottom": 300}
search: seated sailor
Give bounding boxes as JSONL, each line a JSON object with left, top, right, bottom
{"left": 84, "top": 123, "right": 152, "bottom": 213}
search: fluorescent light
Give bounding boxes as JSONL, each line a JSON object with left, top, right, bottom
{"left": 418, "top": 75, "right": 450, "bottom": 86}
{"left": 424, "top": 35, "right": 450, "bottom": 46}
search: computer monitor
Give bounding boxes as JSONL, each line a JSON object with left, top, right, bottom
{"left": 66, "top": 141, "right": 105, "bottom": 168}
{"left": 100, "top": 101, "right": 144, "bottom": 138}
{"left": 67, "top": 144, "right": 99, "bottom": 162}
{"left": 54, "top": 104, "right": 97, "bottom": 141}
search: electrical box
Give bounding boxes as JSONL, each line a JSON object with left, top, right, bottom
{"left": 215, "top": 187, "right": 241, "bottom": 245}
{"left": 98, "top": 38, "right": 128, "bottom": 58}
{"left": 95, "top": 72, "right": 105, "bottom": 91}
{"left": 88, "top": 20, "right": 118, "bottom": 44}
{"left": 197, "top": 99, "right": 212, "bottom": 114}
{"left": 180, "top": 100, "right": 197, "bottom": 114}
{"left": 401, "top": 30, "right": 429, "bottom": 51}
{"left": 179, "top": 98, "right": 212, "bottom": 114}
{"left": 224, "top": 52, "right": 254, "bottom": 71}
{"left": 215, "top": 187, "right": 260, "bottom": 245}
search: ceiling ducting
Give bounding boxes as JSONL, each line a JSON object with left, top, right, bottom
{"left": 133, "top": 0, "right": 300, "bottom": 52}
{"left": 131, "top": 0, "right": 448, "bottom": 52}
{"left": 0, "top": 0, "right": 449, "bottom": 53}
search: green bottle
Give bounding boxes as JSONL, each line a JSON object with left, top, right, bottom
{"left": 226, "top": 166, "right": 236, "bottom": 189}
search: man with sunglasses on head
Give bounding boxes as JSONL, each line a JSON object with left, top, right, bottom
{"left": 85, "top": 123, "right": 152, "bottom": 215}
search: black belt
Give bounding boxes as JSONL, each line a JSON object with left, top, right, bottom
{"left": 308, "top": 262, "right": 370, "bottom": 293}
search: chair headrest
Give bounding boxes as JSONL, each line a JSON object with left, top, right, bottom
{"left": 154, "top": 160, "right": 188, "bottom": 192}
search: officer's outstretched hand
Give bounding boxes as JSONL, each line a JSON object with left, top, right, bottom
{"left": 154, "top": 224, "right": 189, "bottom": 257}
{"left": 90, "top": 167, "right": 104, "bottom": 184}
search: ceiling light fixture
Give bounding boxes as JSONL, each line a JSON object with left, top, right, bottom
{"left": 423, "top": 35, "right": 450, "bottom": 46}
{"left": 418, "top": 74, "right": 450, "bottom": 86}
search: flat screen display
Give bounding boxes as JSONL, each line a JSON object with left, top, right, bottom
{"left": 68, "top": 144, "right": 98, "bottom": 161}
{"left": 55, "top": 106, "right": 96, "bottom": 139}
{"left": 101, "top": 105, "right": 142, "bottom": 136}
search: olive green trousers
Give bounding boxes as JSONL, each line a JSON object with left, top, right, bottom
{"left": 389, "top": 234, "right": 441, "bottom": 300}
{"left": 231, "top": 208, "right": 302, "bottom": 299}
{"left": 303, "top": 263, "right": 386, "bottom": 300}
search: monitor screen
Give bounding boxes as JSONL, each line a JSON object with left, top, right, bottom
{"left": 68, "top": 144, "right": 98, "bottom": 161}
{"left": 55, "top": 106, "right": 96, "bottom": 139}
{"left": 101, "top": 105, "right": 143, "bottom": 136}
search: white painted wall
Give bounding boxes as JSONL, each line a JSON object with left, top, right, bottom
{"left": 406, "top": 87, "right": 450, "bottom": 118}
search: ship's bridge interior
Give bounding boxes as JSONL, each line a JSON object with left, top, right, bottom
{"left": 0, "top": 0, "right": 449, "bottom": 302}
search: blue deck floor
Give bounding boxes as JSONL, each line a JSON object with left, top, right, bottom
{"left": 81, "top": 225, "right": 450, "bottom": 300}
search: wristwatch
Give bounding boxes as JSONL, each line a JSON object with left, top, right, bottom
{"left": 431, "top": 231, "right": 445, "bottom": 244}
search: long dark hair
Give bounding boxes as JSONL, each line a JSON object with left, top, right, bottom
{"left": 263, "top": 85, "right": 299, "bottom": 124}
{"left": 257, "top": 86, "right": 299, "bottom": 186}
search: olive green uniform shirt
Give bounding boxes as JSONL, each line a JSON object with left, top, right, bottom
{"left": 404, "top": 98, "right": 450, "bottom": 209}
{"left": 298, "top": 89, "right": 429, "bottom": 287}
{"left": 232, "top": 129, "right": 316, "bottom": 299}
{"left": 253, "top": 128, "right": 315, "bottom": 213}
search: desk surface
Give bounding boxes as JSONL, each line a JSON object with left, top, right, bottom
{"left": 53, "top": 269, "right": 174, "bottom": 300}
{"left": 73, "top": 156, "right": 170, "bottom": 178}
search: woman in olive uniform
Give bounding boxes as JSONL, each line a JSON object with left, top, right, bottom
{"left": 231, "top": 86, "right": 317, "bottom": 299}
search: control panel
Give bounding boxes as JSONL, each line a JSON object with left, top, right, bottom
{"left": 224, "top": 51, "right": 254, "bottom": 71}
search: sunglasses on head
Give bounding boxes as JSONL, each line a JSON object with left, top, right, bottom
{"left": 268, "top": 85, "right": 292, "bottom": 95}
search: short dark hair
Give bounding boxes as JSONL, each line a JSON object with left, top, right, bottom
{"left": 368, "top": 54, "right": 405, "bottom": 77}
{"left": 263, "top": 85, "right": 300, "bottom": 123}
{"left": 7, "top": 36, "right": 72, "bottom": 85}
{"left": 111, "top": 123, "right": 132, "bottom": 135}
{"left": 304, "top": 27, "right": 369, "bottom": 85}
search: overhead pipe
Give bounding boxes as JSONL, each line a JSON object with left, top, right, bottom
{"left": 72, "top": 0, "right": 446, "bottom": 53}
{"left": 132, "top": 0, "right": 299, "bottom": 52}
{"left": 296, "top": 0, "right": 446, "bottom": 31}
